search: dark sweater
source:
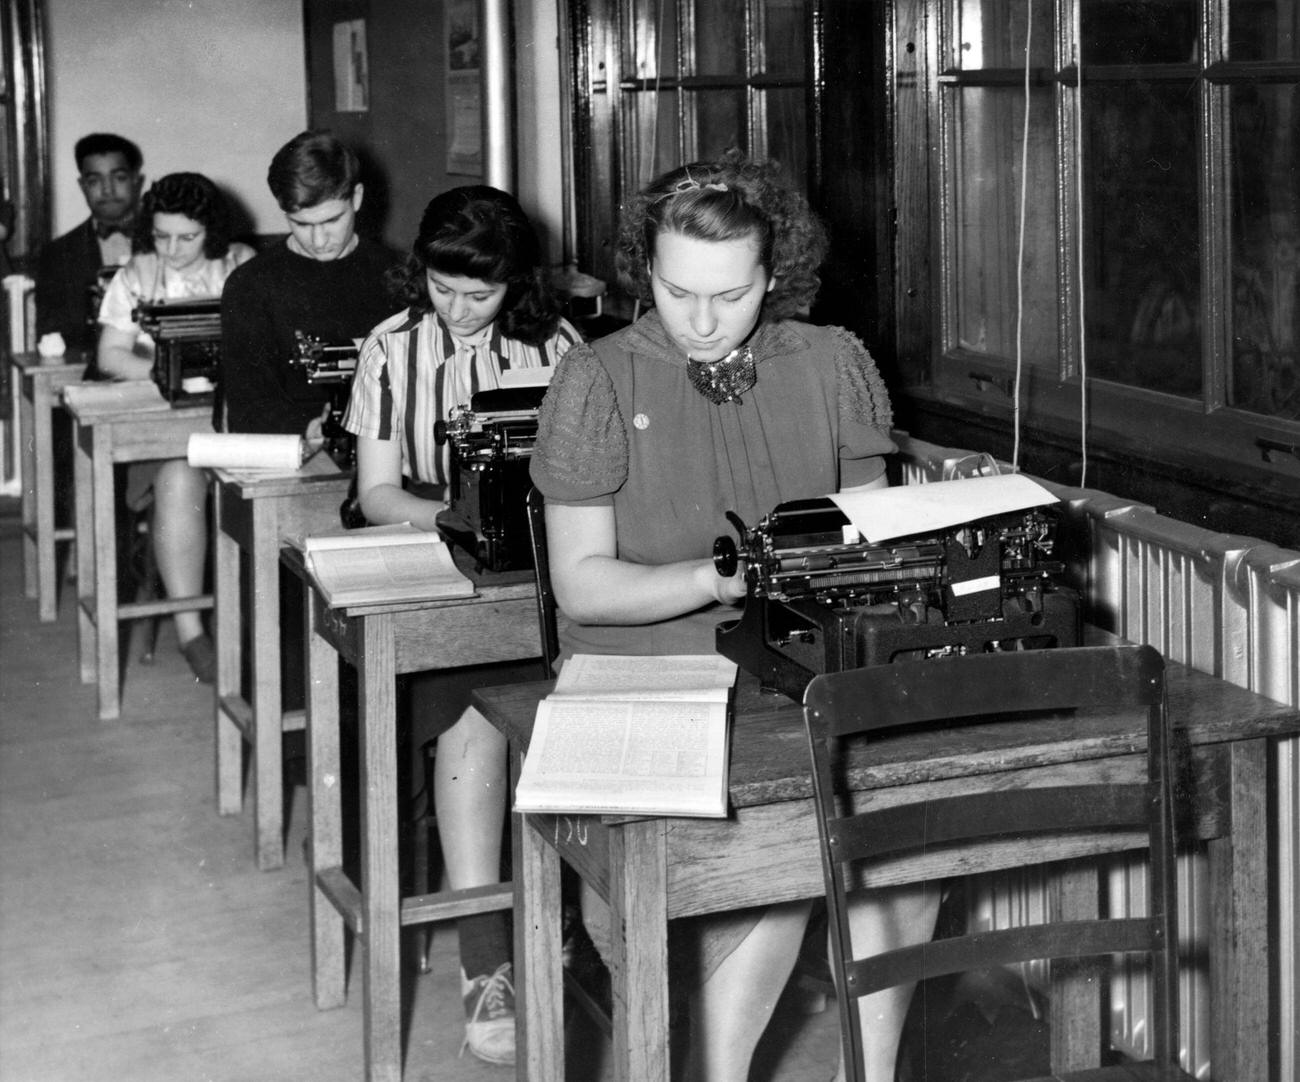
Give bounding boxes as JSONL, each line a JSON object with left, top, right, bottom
{"left": 219, "top": 236, "right": 400, "bottom": 434}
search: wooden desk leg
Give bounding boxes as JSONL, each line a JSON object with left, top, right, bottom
{"left": 74, "top": 421, "right": 96, "bottom": 686}
{"left": 1210, "top": 737, "right": 1269, "bottom": 1082}
{"left": 250, "top": 500, "right": 284, "bottom": 870}
{"left": 1049, "top": 860, "right": 1104, "bottom": 1073}
{"left": 31, "top": 381, "right": 60, "bottom": 621}
{"left": 18, "top": 376, "right": 39, "bottom": 603}
{"left": 358, "top": 613, "right": 402, "bottom": 1082}
{"left": 91, "top": 425, "right": 120, "bottom": 720}
{"left": 214, "top": 495, "right": 243, "bottom": 817}
{"left": 306, "top": 590, "right": 345, "bottom": 1010}
{"left": 608, "top": 820, "right": 671, "bottom": 1082}
{"left": 515, "top": 804, "right": 565, "bottom": 1082}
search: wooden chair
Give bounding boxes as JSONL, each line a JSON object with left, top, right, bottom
{"left": 802, "top": 645, "right": 1193, "bottom": 1082}
{"left": 525, "top": 485, "right": 559, "bottom": 674}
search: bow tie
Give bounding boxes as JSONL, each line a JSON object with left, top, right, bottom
{"left": 94, "top": 220, "right": 132, "bottom": 240}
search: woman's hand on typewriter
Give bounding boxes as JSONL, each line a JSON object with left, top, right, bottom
{"left": 303, "top": 402, "right": 331, "bottom": 457}
{"left": 698, "top": 558, "right": 746, "bottom": 606}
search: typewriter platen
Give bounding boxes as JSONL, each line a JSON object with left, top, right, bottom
{"left": 434, "top": 385, "right": 544, "bottom": 573}
{"left": 714, "top": 497, "right": 1080, "bottom": 700}
{"left": 138, "top": 298, "right": 223, "bottom": 406}
{"left": 289, "top": 331, "right": 360, "bottom": 469}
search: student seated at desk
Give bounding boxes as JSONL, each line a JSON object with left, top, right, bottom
{"left": 529, "top": 152, "right": 938, "bottom": 1082}
{"left": 97, "top": 172, "right": 255, "bottom": 683}
{"left": 342, "top": 185, "right": 580, "bottom": 1066}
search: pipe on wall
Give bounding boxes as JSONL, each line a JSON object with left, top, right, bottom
{"left": 482, "top": 0, "right": 513, "bottom": 191}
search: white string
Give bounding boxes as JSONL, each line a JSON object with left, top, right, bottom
{"left": 1013, "top": 2, "right": 1033, "bottom": 474}
{"left": 1073, "top": 8, "right": 1089, "bottom": 488}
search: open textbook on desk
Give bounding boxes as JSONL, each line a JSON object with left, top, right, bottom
{"left": 514, "top": 654, "right": 737, "bottom": 818}
{"left": 290, "top": 523, "right": 474, "bottom": 607}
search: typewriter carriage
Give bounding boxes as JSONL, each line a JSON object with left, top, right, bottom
{"left": 289, "top": 331, "right": 360, "bottom": 469}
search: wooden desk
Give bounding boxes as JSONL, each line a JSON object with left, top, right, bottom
{"left": 474, "top": 660, "right": 1300, "bottom": 1082}
{"left": 285, "top": 546, "right": 543, "bottom": 1082}
{"left": 212, "top": 462, "right": 352, "bottom": 869}
{"left": 10, "top": 350, "right": 87, "bottom": 621}
{"left": 64, "top": 381, "right": 213, "bottom": 721}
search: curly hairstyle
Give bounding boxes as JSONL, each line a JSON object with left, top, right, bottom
{"left": 267, "top": 130, "right": 361, "bottom": 213}
{"left": 132, "top": 173, "right": 232, "bottom": 259}
{"left": 616, "top": 151, "right": 828, "bottom": 321}
{"left": 389, "top": 185, "right": 562, "bottom": 347}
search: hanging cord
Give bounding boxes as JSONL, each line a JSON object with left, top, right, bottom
{"left": 1073, "top": 9, "right": 1089, "bottom": 488}
{"left": 631, "top": 0, "right": 669, "bottom": 328}
{"left": 1012, "top": 1, "right": 1033, "bottom": 474}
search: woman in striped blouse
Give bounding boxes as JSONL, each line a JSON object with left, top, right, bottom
{"left": 343, "top": 186, "right": 580, "bottom": 1067}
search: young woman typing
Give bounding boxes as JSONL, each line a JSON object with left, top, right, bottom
{"left": 529, "top": 153, "right": 937, "bottom": 1081}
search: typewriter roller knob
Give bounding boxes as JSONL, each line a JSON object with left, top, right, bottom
{"left": 433, "top": 420, "right": 448, "bottom": 445}
{"left": 713, "top": 535, "right": 738, "bottom": 578}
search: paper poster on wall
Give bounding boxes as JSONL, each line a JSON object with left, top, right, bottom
{"left": 333, "top": 19, "right": 369, "bottom": 112}
{"left": 445, "top": 0, "right": 482, "bottom": 175}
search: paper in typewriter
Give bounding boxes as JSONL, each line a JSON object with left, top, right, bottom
{"left": 515, "top": 654, "right": 737, "bottom": 818}
{"left": 832, "top": 473, "right": 1057, "bottom": 543}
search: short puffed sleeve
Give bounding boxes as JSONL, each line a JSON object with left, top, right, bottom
{"left": 341, "top": 331, "right": 393, "bottom": 441}
{"left": 529, "top": 343, "right": 628, "bottom": 504}
{"left": 831, "top": 326, "right": 896, "bottom": 487}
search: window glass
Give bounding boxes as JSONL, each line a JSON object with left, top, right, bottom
{"left": 1081, "top": 0, "right": 1200, "bottom": 64}
{"left": 1083, "top": 81, "right": 1201, "bottom": 396}
{"left": 622, "top": 89, "right": 681, "bottom": 188}
{"left": 1229, "top": 83, "right": 1300, "bottom": 419}
{"left": 763, "top": 0, "right": 808, "bottom": 74}
{"left": 951, "top": 87, "right": 1060, "bottom": 362}
{"left": 625, "top": 0, "right": 679, "bottom": 80}
{"left": 765, "top": 87, "right": 808, "bottom": 187}
{"left": 1228, "top": 1, "right": 1300, "bottom": 60}
{"left": 692, "top": 89, "right": 748, "bottom": 159}
{"left": 695, "top": 0, "right": 747, "bottom": 76}
{"left": 949, "top": 0, "right": 1054, "bottom": 69}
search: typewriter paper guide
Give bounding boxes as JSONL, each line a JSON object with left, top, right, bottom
{"left": 514, "top": 654, "right": 737, "bottom": 818}
{"left": 832, "top": 474, "right": 1057, "bottom": 543}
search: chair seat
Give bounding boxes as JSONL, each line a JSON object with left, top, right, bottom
{"left": 1026, "top": 1059, "right": 1196, "bottom": 1081}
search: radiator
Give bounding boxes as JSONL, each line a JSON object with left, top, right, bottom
{"left": 893, "top": 432, "right": 1300, "bottom": 1080}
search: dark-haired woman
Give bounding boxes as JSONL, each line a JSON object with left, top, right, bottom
{"left": 96, "top": 172, "right": 254, "bottom": 683}
{"left": 530, "top": 153, "right": 933, "bottom": 1081}
{"left": 343, "top": 184, "right": 580, "bottom": 1067}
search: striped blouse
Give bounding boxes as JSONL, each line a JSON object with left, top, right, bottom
{"left": 342, "top": 307, "right": 581, "bottom": 490}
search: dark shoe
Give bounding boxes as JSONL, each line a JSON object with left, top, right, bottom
{"left": 460, "top": 963, "right": 516, "bottom": 1066}
{"left": 179, "top": 634, "right": 216, "bottom": 685}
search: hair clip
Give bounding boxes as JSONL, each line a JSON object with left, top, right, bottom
{"left": 652, "top": 168, "right": 729, "bottom": 203}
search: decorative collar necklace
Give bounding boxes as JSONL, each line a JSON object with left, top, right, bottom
{"left": 686, "top": 345, "right": 757, "bottom": 405}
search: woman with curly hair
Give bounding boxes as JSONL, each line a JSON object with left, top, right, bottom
{"left": 530, "top": 153, "right": 931, "bottom": 1081}
{"left": 96, "top": 172, "right": 255, "bottom": 683}
{"left": 342, "top": 184, "right": 580, "bottom": 1067}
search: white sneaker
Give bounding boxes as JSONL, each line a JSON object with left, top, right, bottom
{"left": 460, "top": 963, "right": 516, "bottom": 1066}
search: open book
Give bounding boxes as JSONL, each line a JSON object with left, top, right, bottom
{"left": 514, "top": 654, "right": 738, "bottom": 818}
{"left": 294, "top": 523, "right": 474, "bottom": 608}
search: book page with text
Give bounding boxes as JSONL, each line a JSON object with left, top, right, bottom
{"left": 551, "top": 654, "right": 737, "bottom": 702}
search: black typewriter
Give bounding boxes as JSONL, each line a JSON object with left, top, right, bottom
{"left": 713, "top": 497, "right": 1080, "bottom": 700}
{"left": 288, "top": 331, "right": 360, "bottom": 469}
{"left": 138, "top": 298, "right": 222, "bottom": 406}
{"left": 433, "top": 385, "right": 545, "bottom": 572}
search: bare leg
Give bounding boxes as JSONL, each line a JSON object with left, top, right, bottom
{"left": 831, "top": 882, "right": 942, "bottom": 1082}
{"left": 151, "top": 458, "right": 208, "bottom": 644}
{"left": 433, "top": 705, "right": 508, "bottom": 890}
{"left": 687, "top": 900, "right": 813, "bottom": 1082}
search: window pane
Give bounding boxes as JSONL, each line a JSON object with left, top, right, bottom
{"left": 764, "top": 87, "right": 808, "bottom": 188}
{"left": 948, "top": 0, "right": 1054, "bottom": 69}
{"left": 951, "top": 87, "right": 1060, "bottom": 361}
{"left": 1229, "top": 1, "right": 1300, "bottom": 61}
{"left": 1083, "top": 82, "right": 1201, "bottom": 396}
{"left": 762, "top": 0, "right": 807, "bottom": 75}
{"left": 624, "top": 0, "right": 679, "bottom": 80}
{"left": 1229, "top": 84, "right": 1300, "bottom": 419}
{"left": 695, "top": 0, "right": 746, "bottom": 76}
{"left": 691, "top": 89, "right": 747, "bottom": 159}
{"left": 622, "top": 89, "right": 681, "bottom": 186}
{"left": 1081, "top": 0, "right": 1200, "bottom": 64}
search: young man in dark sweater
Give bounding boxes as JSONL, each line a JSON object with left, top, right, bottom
{"left": 219, "top": 130, "right": 398, "bottom": 436}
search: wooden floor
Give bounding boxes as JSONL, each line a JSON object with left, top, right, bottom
{"left": 0, "top": 506, "right": 839, "bottom": 1082}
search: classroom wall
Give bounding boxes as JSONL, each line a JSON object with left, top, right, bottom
{"left": 44, "top": 0, "right": 307, "bottom": 238}
{"left": 302, "top": 0, "right": 567, "bottom": 261}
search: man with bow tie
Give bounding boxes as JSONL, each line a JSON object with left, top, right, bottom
{"left": 35, "top": 132, "right": 145, "bottom": 356}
